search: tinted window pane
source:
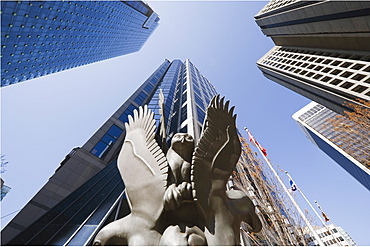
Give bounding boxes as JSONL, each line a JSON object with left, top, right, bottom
{"left": 119, "top": 113, "right": 129, "bottom": 123}
{"left": 101, "top": 134, "right": 116, "bottom": 145}
{"left": 106, "top": 125, "right": 123, "bottom": 139}
{"left": 133, "top": 91, "right": 147, "bottom": 105}
{"left": 90, "top": 141, "right": 109, "bottom": 158}
{"left": 118, "top": 104, "right": 136, "bottom": 123}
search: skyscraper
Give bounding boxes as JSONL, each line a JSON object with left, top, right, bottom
{"left": 2, "top": 59, "right": 305, "bottom": 246}
{"left": 1, "top": 1, "right": 159, "bottom": 87}
{"left": 255, "top": 1, "right": 370, "bottom": 51}
{"left": 292, "top": 101, "right": 370, "bottom": 190}
{"left": 255, "top": 1, "right": 370, "bottom": 114}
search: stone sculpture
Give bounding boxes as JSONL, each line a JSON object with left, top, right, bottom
{"left": 93, "top": 95, "right": 262, "bottom": 246}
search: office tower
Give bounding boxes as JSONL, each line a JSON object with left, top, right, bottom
{"left": 305, "top": 224, "right": 356, "bottom": 246}
{"left": 292, "top": 101, "right": 370, "bottom": 190}
{"left": 1, "top": 178, "right": 11, "bottom": 201}
{"left": 0, "top": 59, "right": 216, "bottom": 245}
{"left": 1, "top": 1, "right": 159, "bottom": 87}
{"left": 2, "top": 59, "right": 305, "bottom": 245}
{"left": 255, "top": 1, "right": 370, "bottom": 114}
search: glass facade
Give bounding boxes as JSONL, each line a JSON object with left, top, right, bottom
{"left": 6, "top": 160, "right": 128, "bottom": 246}
{"left": 1, "top": 59, "right": 219, "bottom": 245}
{"left": 1, "top": 1, "right": 159, "bottom": 87}
{"left": 293, "top": 102, "right": 370, "bottom": 191}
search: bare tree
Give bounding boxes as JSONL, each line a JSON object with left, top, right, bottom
{"left": 1, "top": 154, "right": 9, "bottom": 174}
{"left": 325, "top": 99, "right": 370, "bottom": 169}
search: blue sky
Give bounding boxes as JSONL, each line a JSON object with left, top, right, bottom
{"left": 1, "top": 1, "right": 369, "bottom": 245}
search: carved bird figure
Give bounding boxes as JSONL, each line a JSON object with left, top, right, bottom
{"left": 93, "top": 95, "right": 262, "bottom": 246}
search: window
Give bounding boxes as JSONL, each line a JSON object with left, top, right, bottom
{"left": 90, "top": 125, "right": 123, "bottom": 158}
{"left": 306, "top": 72, "right": 315, "bottom": 77}
{"left": 180, "top": 103, "right": 188, "bottom": 119}
{"left": 352, "top": 74, "right": 366, "bottom": 81}
{"left": 352, "top": 85, "right": 367, "bottom": 93}
{"left": 340, "top": 71, "right": 353, "bottom": 78}
{"left": 118, "top": 104, "right": 136, "bottom": 123}
{"left": 340, "top": 62, "right": 352, "bottom": 68}
{"left": 340, "top": 82, "right": 354, "bottom": 89}
{"left": 330, "top": 79, "right": 342, "bottom": 85}
{"left": 314, "top": 66, "right": 323, "bottom": 71}
{"left": 107, "top": 125, "right": 123, "bottom": 139}
{"left": 196, "top": 106, "right": 206, "bottom": 124}
{"left": 143, "top": 83, "right": 154, "bottom": 93}
{"left": 351, "top": 64, "right": 365, "bottom": 70}
{"left": 322, "top": 68, "right": 331, "bottom": 73}
{"left": 321, "top": 76, "right": 332, "bottom": 82}
{"left": 330, "top": 69, "right": 341, "bottom": 75}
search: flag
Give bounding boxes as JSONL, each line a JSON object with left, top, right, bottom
{"left": 247, "top": 129, "right": 267, "bottom": 156}
{"left": 322, "top": 212, "right": 330, "bottom": 222}
{"left": 256, "top": 141, "right": 267, "bottom": 156}
{"left": 316, "top": 201, "right": 330, "bottom": 222}
{"left": 289, "top": 179, "right": 297, "bottom": 192}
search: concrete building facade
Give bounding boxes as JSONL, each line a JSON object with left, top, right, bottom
{"left": 305, "top": 224, "right": 356, "bottom": 246}
{"left": 255, "top": 0, "right": 370, "bottom": 114}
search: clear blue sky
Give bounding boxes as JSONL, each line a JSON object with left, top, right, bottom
{"left": 1, "top": 1, "right": 369, "bottom": 245}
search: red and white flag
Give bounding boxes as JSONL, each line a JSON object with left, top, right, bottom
{"left": 246, "top": 128, "right": 267, "bottom": 156}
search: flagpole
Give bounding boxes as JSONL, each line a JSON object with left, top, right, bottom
{"left": 315, "top": 201, "right": 347, "bottom": 246}
{"left": 244, "top": 127, "right": 325, "bottom": 246}
{"left": 286, "top": 171, "right": 342, "bottom": 246}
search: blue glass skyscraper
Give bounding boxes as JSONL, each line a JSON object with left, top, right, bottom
{"left": 1, "top": 59, "right": 218, "bottom": 245}
{"left": 2, "top": 60, "right": 303, "bottom": 245}
{"left": 1, "top": 1, "right": 159, "bottom": 87}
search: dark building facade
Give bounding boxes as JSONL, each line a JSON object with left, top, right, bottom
{"left": 1, "top": 1, "right": 159, "bottom": 87}
{"left": 255, "top": 1, "right": 370, "bottom": 114}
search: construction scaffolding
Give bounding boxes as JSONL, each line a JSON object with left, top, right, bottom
{"left": 231, "top": 134, "right": 313, "bottom": 246}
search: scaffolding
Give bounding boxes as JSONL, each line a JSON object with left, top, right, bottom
{"left": 231, "top": 134, "right": 314, "bottom": 246}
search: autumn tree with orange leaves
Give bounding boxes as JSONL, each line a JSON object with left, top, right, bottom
{"left": 325, "top": 99, "right": 370, "bottom": 169}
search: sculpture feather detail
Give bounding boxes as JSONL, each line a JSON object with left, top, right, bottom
{"left": 191, "top": 95, "right": 241, "bottom": 223}
{"left": 118, "top": 105, "right": 168, "bottom": 221}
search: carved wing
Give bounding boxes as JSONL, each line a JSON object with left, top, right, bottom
{"left": 191, "top": 95, "right": 241, "bottom": 222}
{"left": 117, "top": 105, "right": 168, "bottom": 220}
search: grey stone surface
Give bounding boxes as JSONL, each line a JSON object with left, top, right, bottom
{"left": 93, "top": 95, "right": 262, "bottom": 246}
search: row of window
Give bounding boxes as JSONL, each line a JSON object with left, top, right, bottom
{"left": 89, "top": 62, "right": 170, "bottom": 159}
{"left": 90, "top": 125, "right": 123, "bottom": 159}
{"left": 258, "top": 0, "right": 298, "bottom": 14}
{"left": 260, "top": 46, "right": 370, "bottom": 97}
{"left": 1, "top": 1, "right": 158, "bottom": 86}
{"left": 1, "top": 1, "right": 147, "bottom": 27}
